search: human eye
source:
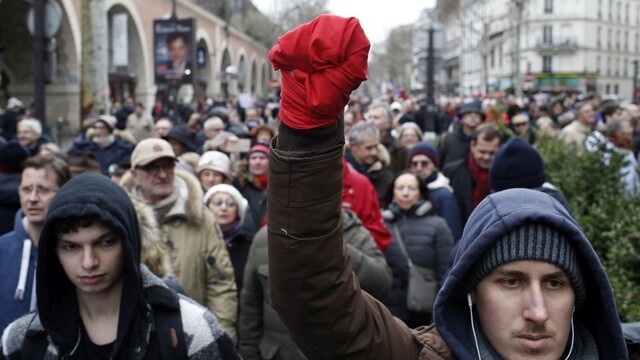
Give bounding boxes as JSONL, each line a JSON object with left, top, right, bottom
{"left": 545, "top": 278, "right": 567, "bottom": 289}
{"left": 101, "top": 237, "right": 119, "bottom": 247}
{"left": 501, "top": 278, "right": 522, "bottom": 287}
{"left": 58, "top": 242, "right": 78, "bottom": 251}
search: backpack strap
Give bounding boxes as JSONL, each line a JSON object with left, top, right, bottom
{"left": 153, "top": 292, "right": 188, "bottom": 360}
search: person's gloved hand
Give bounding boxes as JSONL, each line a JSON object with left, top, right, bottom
{"left": 269, "top": 15, "right": 370, "bottom": 130}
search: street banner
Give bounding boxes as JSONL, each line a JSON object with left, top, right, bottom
{"left": 154, "top": 18, "right": 195, "bottom": 84}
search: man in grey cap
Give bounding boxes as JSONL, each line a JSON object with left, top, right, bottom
{"left": 120, "top": 137, "right": 239, "bottom": 341}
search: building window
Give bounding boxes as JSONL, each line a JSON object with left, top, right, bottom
{"left": 616, "top": 58, "right": 620, "bottom": 77}
{"left": 636, "top": 33, "right": 639, "bottom": 52}
{"left": 617, "top": 29, "right": 621, "bottom": 50}
{"left": 618, "top": 1, "right": 622, "bottom": 22}
{"left": 543, "top": 25, "right": 553, "bottom": 44}
{"left": 543, "top": 55, "right": 552, "bottom": 72}
{"left": 614, "top": 84, "right": 619, "bottom": 94}
{"left": 625, "top": 31, "right": 629, "bottom": 51}
{"left": 609, "top": 0, "right": 613, "bottom": 20}
{"left": 598, "top": 0, "right": 603, "bottom": 18}
{"left": 607, "top": 57, "right": 611, "bottom": 76}
{"left": 597, "top": 27, "right": 602, "bottom": 48}
{"left": 597, "top": 56, "right": 601, "bottom": 73}
{"left": 490, "top": 47, "right": 495, "bottom": 68}
{"left": 624, "top": 58, "right": 628, "bottom": 77}
{"left": 606, "top": 84, "right": 611, "bottom": 93}
{"left": 544, "top": 0, "right": 553, "bottom": 13}
{"left": 608, "top": 28, "right": 612, "bottom": 49}
{"left": 626, "top": 3, "right": 630, "bottom": 23}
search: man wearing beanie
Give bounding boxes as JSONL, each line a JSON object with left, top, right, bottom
{"left": 232, "top": 142, "right": 269, "bottom": 240}
{"left": 408, "top": 141, "right": 463, "bottom": 241}
{"left": 264, "top": 15, "right": 629, "bottom": 360}
{"left": 440, "top": 101, "right": 485, "bottom": 168}
{"left": 490, "top": 136, "right": 570, "bottom": 210}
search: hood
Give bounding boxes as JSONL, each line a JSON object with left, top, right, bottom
{"left": 36, "top": 172, "right": 143, "bottom": 356}
{"left": 434, "top": 188, "right": 628, "bottom": 359}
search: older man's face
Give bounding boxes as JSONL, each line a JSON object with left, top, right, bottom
{"left": 17, "top": 123, "right": 38, "bottom": 148}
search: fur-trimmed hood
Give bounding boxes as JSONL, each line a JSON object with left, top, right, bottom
{"left": 233, "top": 158, "right": 263, "bottom": 189}
{"left": 120, "top": 168, "right": 205, "bottom": 226}
{"left": 129, "top": 196, "right": 175, "bottom": 279}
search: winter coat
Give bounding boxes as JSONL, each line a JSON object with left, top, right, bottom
{"left": 0, "top": 173, "right": 21, "bottom": 236}
{"left": 442, "top": 157, "right": 474, "bottom": 226}
{"left": 238, "top": 209, "right": 392, "bottom": 360}
{"left": 423, "top": 171, "right": 463, "bottom": 242}
{"left": 232, "top": 161, "right": 266, "bottom": 240}
{"left": 121, "top": 169, "right": 238, "bottom": 341}
{"left": 342, "top": 158, "right": 392, "bottom": 252}
{"left": 266, "top": 125, "right": 448, "bottom": 359}
{"left": 434, "top": 188, "right": 629, "bottom": 359}
{"left": 0, "top": 173, "right": 240, "bottom": 359}
{"left": 68, "top": 137, "right": 133, "bottom": 175}
{"left": 439, "top": 128, "right": 470, "bottom": 168}
{"left": 345, "top": 149, "right": 394, "bottom": 206}
{"left": 381, "top": 201, "right": 454, "bottom": 327}
{"left": 0, "top": 211, "right": 36, "bottom": 333}
{"left": 125, "top": 112, "right": 154, "bottom": 142}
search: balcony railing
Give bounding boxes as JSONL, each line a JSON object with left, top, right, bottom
{"left": 535, "top": 37, "right": 578, "bottom": 53}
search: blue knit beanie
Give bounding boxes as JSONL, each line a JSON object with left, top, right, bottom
{"left": 489, "top": 137, "right": 545, "bottom": 191}
{"left": 407, "top": 141, "right": 439, "bottom": 168}
{"left": 0, "top": 140, "right": 30, "bottom": 173}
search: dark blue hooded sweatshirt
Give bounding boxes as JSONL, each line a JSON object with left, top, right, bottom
{"left": 433, "top": 188, "right": 628, "bottom": 359}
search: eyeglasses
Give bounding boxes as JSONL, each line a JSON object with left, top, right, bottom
{"left": 19, "top": 185, "right": 58, "bottom": 197}
{"left": 136, "top": 160, "right": 175, "bottom": 175}
{"left": 210, "top": 198, "right": 237, "bottom": 208}
{"left": 513, "top": 122, "right": 529, "bottom": 127}
{"left": 411, "top": 160, "right": 432, "bottom": 168}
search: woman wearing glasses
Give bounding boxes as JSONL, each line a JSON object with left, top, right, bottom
{"left": 204, "top": 184, "right": 252, "bottom": 292}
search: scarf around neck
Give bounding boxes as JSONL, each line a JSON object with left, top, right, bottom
{"left": 467, "top": 153, "right": 489, "bottom": 209}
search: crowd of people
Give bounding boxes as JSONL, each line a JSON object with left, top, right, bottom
{"left": 1, "top": 14, "right": 639, "bottom": 359}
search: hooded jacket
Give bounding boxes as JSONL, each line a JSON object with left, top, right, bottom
{"left": 0, "top": 210, "right": 36, "bottom": 333}
{"left": 1, "top": 173, "right": 240, "bottom": 359}
{"left": 434, "top": 188, "right": 629, "bottom": 359}
{"left": 0, "top": 173, "right": 21, "bottom": 236}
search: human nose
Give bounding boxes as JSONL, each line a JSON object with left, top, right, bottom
{"left": 523, "top": 286, "right": 549, "bottom": 324}
{"left": 82, "top": 247, "right": 99, "bottom": 270}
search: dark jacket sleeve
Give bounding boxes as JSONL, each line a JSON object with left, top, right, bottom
{"left": 267, "top": 123, "right": 422, "bottom": 360}
{"left": 238, "top": 227, "right": 267, "bottom": 360}
{"left": 342, "top": 210, "right": 393, "bottom": 301}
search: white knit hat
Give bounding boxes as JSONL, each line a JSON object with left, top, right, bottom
{"left": 203, "top": 184, "right": 248, "bottom": 224}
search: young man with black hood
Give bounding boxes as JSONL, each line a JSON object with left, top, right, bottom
{"left": 1, "top": 173, "right": 240, "bottom": 359}
{"left": 263, "top": 14, "right": 629, "bottom": 360}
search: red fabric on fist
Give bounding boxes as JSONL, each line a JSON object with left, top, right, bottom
{"left": 269, "top": 15, "right": 370, "bottom": 130}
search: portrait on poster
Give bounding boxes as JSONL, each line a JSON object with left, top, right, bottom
{"left": 154, "top": 19, "right": 195, "bottom": 84}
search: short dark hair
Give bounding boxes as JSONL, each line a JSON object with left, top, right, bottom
{"left": 53, "top": 215, "right": 105, "bottom": 239}
{"left": 22, "top": 154, "right": 71, "bottom": 188}
{"left": 167, "top": 33, "right": 188, "bottom": 47}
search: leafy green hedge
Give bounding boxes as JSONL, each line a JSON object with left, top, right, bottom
{"left": 536, "top": 136, "right": 640, "bottom": 322}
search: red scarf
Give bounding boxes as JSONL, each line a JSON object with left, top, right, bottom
{"left": 255, "top": 174, "right": 269, "bottom": 192}
{"left": 468, "top": 154, "right": 490, "bottom": 209}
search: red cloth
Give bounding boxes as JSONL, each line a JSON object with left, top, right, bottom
{"left": 268, "top": 15, "right": 370, "bottom": 130}
{"left": 342, "top": 158, "right": 392, "bottom": 252}
{"left": 467, "top": 154, "right": 490, "bottom": 209}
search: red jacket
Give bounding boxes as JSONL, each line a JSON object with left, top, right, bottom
{"left": 342, "top": 158, "right": 392, "bottom": 252}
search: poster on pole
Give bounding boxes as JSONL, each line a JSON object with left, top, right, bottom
{"left": 154, "top": 18, "right": 195, "bottom": 84}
